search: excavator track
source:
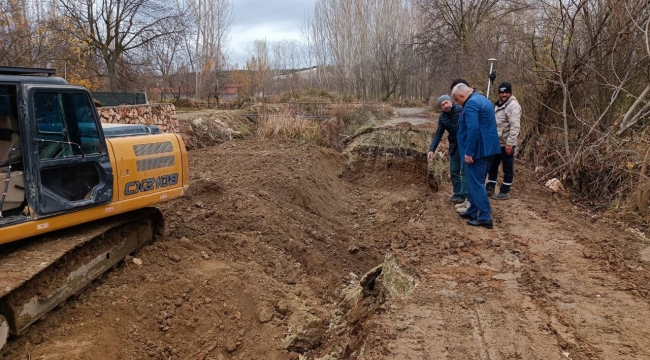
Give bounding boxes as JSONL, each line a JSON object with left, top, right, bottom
{"left": 0, "top": 207, "right": 164, "bottom": 350}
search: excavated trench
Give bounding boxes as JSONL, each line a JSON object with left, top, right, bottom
{"left": 274, "top": 126, "right": 433, "bottom": 359}
{"left": 1, "top": 123, "right": 441, "bottom": 360}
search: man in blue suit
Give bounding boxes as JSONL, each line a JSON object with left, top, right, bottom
{"left": 451, "top": 83, "right": 501, "bottom": 228}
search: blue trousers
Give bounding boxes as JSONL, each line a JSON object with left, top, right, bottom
{"left": 449, "top": 145, "right": 468, "bottom": 198}
{"left": 465, "top": 155, "right": 496, "bottom": 222}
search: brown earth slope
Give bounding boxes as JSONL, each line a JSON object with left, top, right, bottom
{"left": 2, "top": 110, "right": 650, "bottom": 360}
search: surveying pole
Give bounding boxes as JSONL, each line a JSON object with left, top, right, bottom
{"left": 487, "top": 58, "right": 497, "bottom": 100}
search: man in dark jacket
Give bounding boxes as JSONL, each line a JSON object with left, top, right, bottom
{"left": 428, "top": 95, "right": 467, "bottom": 203}
{"left": 452, "top": 83, "right": 501, "bottom": 228}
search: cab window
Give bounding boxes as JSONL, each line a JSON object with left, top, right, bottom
{"left": 33, "top": 91, "right": 101, "bottom": 159}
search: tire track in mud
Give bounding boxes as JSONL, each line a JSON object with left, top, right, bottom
{"left": 470, "top": 306, "right": 491, "bottom": 360}
{"left": 510, "top": 205, "right": 650, "bottom": 360}
{"left": 360, "top": 187, "right": 650, "bottom": 360}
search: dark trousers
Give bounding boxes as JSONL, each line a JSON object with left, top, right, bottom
{"left": 449, "top": 145, "right": 468, "bottom": 197}
{"left": 487, "top": 146, "right": 515, "bottom": 194}
{"left": 465, "top": 155, "right": 495, "bottom": 222}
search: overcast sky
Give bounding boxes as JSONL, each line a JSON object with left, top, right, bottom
{"left": 229, "top": 0, "right": 316, "bottom": 67}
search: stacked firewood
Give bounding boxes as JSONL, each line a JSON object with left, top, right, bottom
{"left": 97, "top": 104, "right": 179, "bottom": 133}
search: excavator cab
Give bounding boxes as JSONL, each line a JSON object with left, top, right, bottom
{"left": 0, "top": 72, "right": 113, "bottom": 222}
{"left": 29, "top": 88, "right": 113, "bottom": 214}
{"left": 0, "top": 85, "right": 25, "bottom": 217}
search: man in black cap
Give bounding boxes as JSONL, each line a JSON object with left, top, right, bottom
{"left": 486, "top": 81, "right": 521, "bottom": 200}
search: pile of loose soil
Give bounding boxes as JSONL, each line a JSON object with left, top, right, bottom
{"left": 2, "top": 137, "right": 402, "bottom": 360}
{"left": 176, "top": 110, "right": 255, "bottom": 150}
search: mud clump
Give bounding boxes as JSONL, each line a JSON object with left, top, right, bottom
{"left": 311, "top": 254, "right": 417, "bottom": 359}
{"left": 345, "top": 127, "right": 430, "bottom": 161}
{"left": 341, "top": 127, "right": 437, "bottom": 191}
{"left": 284, "top": 309, "right": 326, "bottom": 354}
{"left": 427, "top": 154, "right": 447, "bottom": 192}
{"left": 378, "top": 254, "right": 418, "bottom": 298}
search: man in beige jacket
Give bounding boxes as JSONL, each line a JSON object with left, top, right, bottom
{"left": 486, "top": 82, "right": 521, "bottom": 200}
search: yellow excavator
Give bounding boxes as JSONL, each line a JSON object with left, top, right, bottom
{"left": 0, "top": 66, "right": 189, "bottom": 350}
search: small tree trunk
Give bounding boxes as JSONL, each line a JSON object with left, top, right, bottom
{"left": 105, "top": 55, "right": 119, "bottom": 92}
{"left": 636, "top": 146, "right": 650, "bottom": 212}
{"left": 561, "top": 80, "right": 571, "bottom": 160}
{"left": 617, "top": 84, "right": 650, "bottom": 136}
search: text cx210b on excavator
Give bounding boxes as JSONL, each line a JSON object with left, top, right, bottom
{"left": 0, "top": 66, "right": 189, "bottom": 352}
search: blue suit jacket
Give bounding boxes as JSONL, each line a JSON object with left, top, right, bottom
{"left": 457, "top": 92, "right": 500, "bottom": 159}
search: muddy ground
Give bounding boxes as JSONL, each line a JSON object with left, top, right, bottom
{"left": 3, "top": 109, "right": 650, "bottom": 360}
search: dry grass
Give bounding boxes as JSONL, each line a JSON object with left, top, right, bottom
{"left": 255, "top": 103, "right": 395, "bottom": 148}
{"left": 319, "top": 117, "right": 346, "bottom": 148}
{"left": 330, "top": 103, "right": 393, "bottom": 128}
{"left": 257, "top": 110, "right": 322, "bottom": 143}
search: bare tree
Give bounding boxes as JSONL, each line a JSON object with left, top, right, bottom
{"left": 0, "top": 0, "right": 35, "bottom": 65}
{"left": 232, "top": 40, "right": 272, "bottom": 102}
{"left": 300, "top": 10, "right": 329, "bottom": 89}
{"left": 306, "top": 0, "right": 372, "bottom": 96}
{"left": 188, "top": 0, "right": 233, "bottom": 102}
{"left": 59, "top": 0, "right": 186, "bottom": 91}
{"left": 616, "top": 3, "right": 650, "bottom": 135}
{"left": 303, "top": 0, "right": 419, "bottom": 100}
{"left": 269, "top": 39, "right": 304, "bottom": 93}
{"left": 146, "top": 29, "right": 188, "bottom": 102}
{"left": 0, "top": 0, "right": 60, "bottom": 66}
{"left": 411, "top": 0, "right": 530, "bottom": 93}
{"left": 373, "top": 0, "right": 416, "bottom": 101}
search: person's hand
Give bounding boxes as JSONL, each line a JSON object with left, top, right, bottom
{"left": 464, "top": 155, "right": 473, "bottom": 164}
{"left": 505, "top": 145, "right": 513, "bottom": 155}
{"left": 427, "top": 151, "right": 434, "bottom": 160}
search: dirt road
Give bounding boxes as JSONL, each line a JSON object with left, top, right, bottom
{"left": 2, "top": 109, "right": 650, "bottom": 360}
{"left": 363, "top": 186, "right": 650, "bottom": 359}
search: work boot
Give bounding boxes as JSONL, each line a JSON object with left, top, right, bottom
{"left": 467, "top": 219, "right": 494, "bottom": 229}
{"left": 492, "top": 192, "right": 509, "bottom": 200}
{"left": 486, "top": 183, "right": 496, "bottom": 197}
{"left": 449, "top": 195, "right": 466, "bottom": 204}
{"left": 458, "top": 211, "right": 477, "bottom": 220}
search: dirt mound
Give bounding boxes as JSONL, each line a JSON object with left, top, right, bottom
{"left": 2, "top": 138, "right": 400, "bottom": 359}
{"left": 342, "top": 127, "right": 429, "bottom": 186}
{"left": 177, "top": 111, "right": 254, "bottom": 150}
